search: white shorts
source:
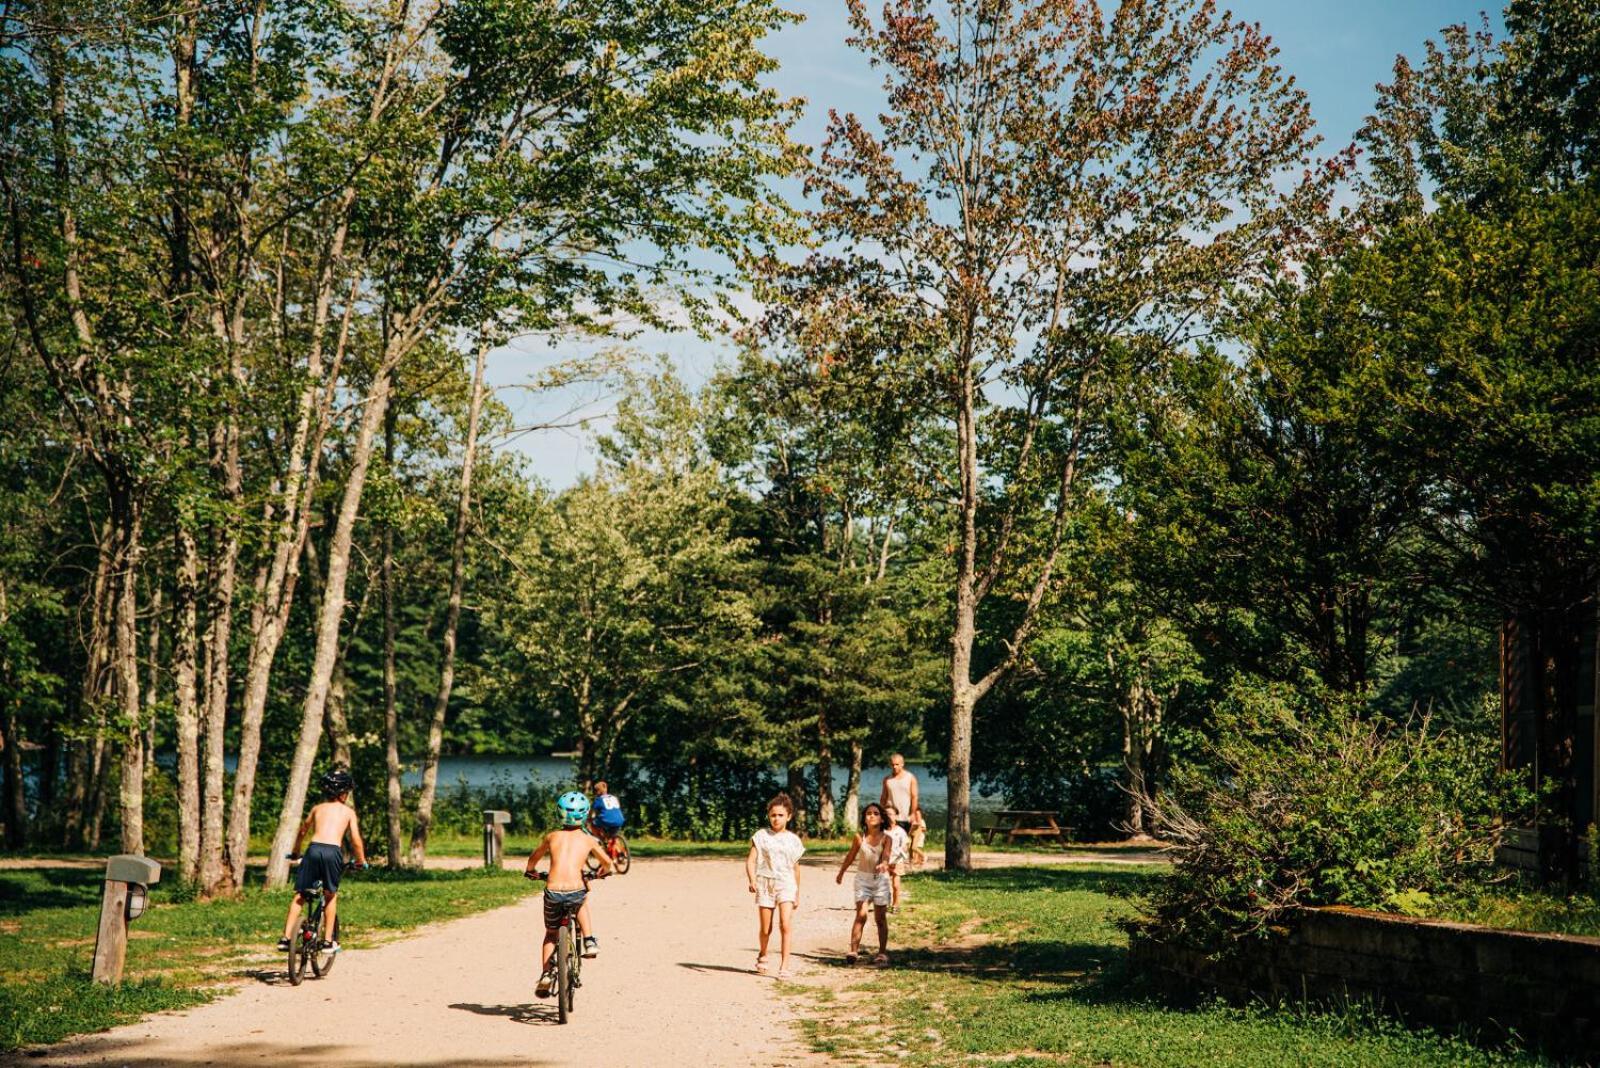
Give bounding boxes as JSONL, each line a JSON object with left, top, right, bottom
{"left": 755, "top": 875, "right": 797, "bottom": 908}
{"left": 853, "top": 872, "right": 891, "bottom": 907}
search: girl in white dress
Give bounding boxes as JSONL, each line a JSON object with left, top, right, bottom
{"left": 834, "top": 802, "right": 894, "bottom": 965}
{"left": 745, "top": 791, "right": 805, "bottom": 978}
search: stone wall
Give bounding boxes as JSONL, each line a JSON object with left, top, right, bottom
{"left": 1129, "top": 906, "right": 1600, "bottom": 1060}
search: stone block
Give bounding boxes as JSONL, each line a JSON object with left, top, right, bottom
{"left": 105, "top": 855, "right": 161, "bottom": 885}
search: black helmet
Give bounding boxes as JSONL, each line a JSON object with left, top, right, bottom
{"left": 321, "top": 768, "right": 354, "bottom": 797}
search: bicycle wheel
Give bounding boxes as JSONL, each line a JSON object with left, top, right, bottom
{"left": 612, "top": 835, "right": 631, "bottom": 874}
{"left": 556, "top": 923, "right": 573, "bottom": 1024}
{"left": 311, "top": 916, "right": 340, "bottom": 978}
{"left": 288, "top": 925, "right": 308, "bottom": 986}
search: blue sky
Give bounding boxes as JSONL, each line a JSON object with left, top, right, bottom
{"left": 492, "top": 1, "right": 1502, "bottom": 490}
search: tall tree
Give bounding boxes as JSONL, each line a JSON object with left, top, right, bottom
{"left": 262, "top": 0, "right": 804, "bottom": 885}
{"left": 799, "top": 0, "right": 1329, "bottom": 868}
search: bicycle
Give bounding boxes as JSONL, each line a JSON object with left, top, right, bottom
{"left": 285, "top": 853, "right": 360, "bottom": 986}
{"left": 526, "top": 867, "right": 604, "bottom": 1024}
{"left": 591, "top": 825, "right": 631, "bottom": 875}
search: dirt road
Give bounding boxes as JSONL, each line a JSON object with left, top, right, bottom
{"left": 9, "top": 856, "right": 857, "bottom": 1068}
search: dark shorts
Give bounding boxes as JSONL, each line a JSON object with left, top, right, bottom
{"left": 543, "top": 888, "right": 587, "bottom": 930}
{"left": 295, "top": 843, "right": 344, "bottom": 896}
{"left": 594, "top": 816, "right": 624, "bottom": 834}
{"left": 895, "top": 820, "right": 911, "bottom": 835}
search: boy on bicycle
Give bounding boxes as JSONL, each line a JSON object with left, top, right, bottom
{"left": 278, "top": 768, "right": 367, "bottom": 953}
{"left": 526, "top": 791, "right": 613, "bottom": 997}
{"left": 587, "top": 779, "right": 625, "bottom": 844}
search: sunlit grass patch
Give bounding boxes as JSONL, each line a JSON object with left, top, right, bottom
{"left": 799, "top": 865, "right": 1551, "bottom": 1067}
{"left": 0, "top": 864, "right": 536, "bottom": 1052}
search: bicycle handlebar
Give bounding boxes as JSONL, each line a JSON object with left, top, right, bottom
{"left": 525, "top": 867, "right": 608, "bottom": 882}
{"left": 284, "top": 853, "right": 368, "bottom": 871}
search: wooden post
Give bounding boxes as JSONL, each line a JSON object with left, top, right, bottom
{"left": 483, "top": 810, "right": 510, "bottom": 868}
{"left": 92, "top": 854, "right": 161, "bottom": 984}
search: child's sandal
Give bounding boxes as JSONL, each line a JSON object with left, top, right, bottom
{"left": 844, "top": 951, "right": 858, "bottom": 965}
{"left": 754, "top": 955, "right": 769, "bottom": 974}
{"left": 872, "top": 952, "right": 889, "bottom": 966}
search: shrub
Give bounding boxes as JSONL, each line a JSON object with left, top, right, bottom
{"left": 1140, "top": 680, "right": 1524, "bottom": 949}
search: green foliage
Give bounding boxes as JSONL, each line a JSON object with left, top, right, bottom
{"left": 1140, "top": 683, "right": 1522, "bottom": 948}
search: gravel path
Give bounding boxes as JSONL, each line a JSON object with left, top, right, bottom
{"left": 3, "top": 846, "right": 1164, "bottom": 1066}
{"left": 7, "top": 857, "right": 847, "bottom": 1068}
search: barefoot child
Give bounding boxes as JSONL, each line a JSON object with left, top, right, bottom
{"left": 525, "top": 791, "right": 613, "bottom": 997}
{"left": 834, "top": 801, "right": 893, "bottom": 965}
{"left": 745, "top": 792, "right": 804, "bottom": 979}
{"left": 279, "top": 768, "right": 367, "bottom": 952}
{"left": 909, "top": 807, "right": 928, "bottom": 868}
{"left": 883, "top": 801, "right": 911, "bottom": 912}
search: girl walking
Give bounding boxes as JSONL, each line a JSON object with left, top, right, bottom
{"left": 834, "top": 801, "right": 894, "bottom": 965}
{"left": 745, "top": 791, "right": 804, "bottom": 978}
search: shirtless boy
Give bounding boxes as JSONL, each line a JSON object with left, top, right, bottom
{"left": 279, "top": 768, "right": 367, "bottom": 952}
{"left": 525, "top": 790, "right": 613, "bottom": 997}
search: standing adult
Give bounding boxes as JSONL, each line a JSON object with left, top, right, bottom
{"left": 879, "top": 754, "right": 919, "bottom": 836}
{"left": 880, "top": 754, "right": 919, "bottom": 911}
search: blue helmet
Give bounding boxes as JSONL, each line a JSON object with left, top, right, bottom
{"left": 557, "top": 791, "right": 590, "bottom": 827}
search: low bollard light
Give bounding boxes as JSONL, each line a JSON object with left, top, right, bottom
{"left": 483, "top": 809, "right": 511, "bottom": 868}
{"left": 92, "top": 854, "right": 161, "bottom": 984}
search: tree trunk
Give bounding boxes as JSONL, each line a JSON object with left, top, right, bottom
{"left": 86, "top": 737, "right": 109, "bottom": 850}
{"left": 38, "top": 729, "right": 58, "bottom": 808}
{"left": 112, "top": 494, "right": 144, "bottom": 856}
{"left": 174, "top": 528, "right": 202, "bottom": 884}
{"left": 326, "top": 662, "right": 353, "bottom": 770}
{"left": 220, "top": 255, "right": 359, "bottom": 896}
{"left": 198, "top": 406, "right": 243, "bottom": 894}
{"left": 382, "top": 396, "right": 403, "bottom": 868}
{"left": 3, "top": 713, "right": 25, "bottom": 849}
{"left": 945, "top": 357, "right": 981, "bottom": 874}
{"left": 1121, "top": 678, "right": 1162, "bottom": 842}
{"left": 786, "top": 765, "right": 808, "bottom": 837}
{"left": 264, "top": 352, "right": 400, "bottom": 888}
{"left": 143, "top": 582, "right": 161, "bottom": 771}
{"left": 843, "top": 740, "right": 863, "bottom": 833}
{"left": 816, "top": 709, "right": 835, "bottom": 833}
{"left": 64, "top": 533, "right": 113, "bottom": 847}
{"left": 408, "top": 341, "right": 487, "bottom": 866}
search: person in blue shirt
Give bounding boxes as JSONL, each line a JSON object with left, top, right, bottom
{"left": 588, "top": 780, "right": 625, "bottom": 842}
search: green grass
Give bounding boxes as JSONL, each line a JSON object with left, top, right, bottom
{"left": 800, "top": 866, "right": 1551, "bottom": 1067}
{"left": 0, "top": 863, "right": 537, "bottom": 1052}
{"left": 1423, "top": 885, "right": 1600, "bottom": 939}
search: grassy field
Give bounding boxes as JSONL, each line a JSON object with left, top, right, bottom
{"left": 0, "top": 863, "right": 537, "bottom": 1052}
{"left": 796, "top": 866, "right": 1552, "bottom": 1067}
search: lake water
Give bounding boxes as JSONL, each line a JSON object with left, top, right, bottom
{"left": 402, "top": 755, "right": 1002, "bottom": 818}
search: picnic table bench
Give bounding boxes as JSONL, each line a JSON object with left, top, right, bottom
{"left": 981, "top": 809, "right": 1071, "bottom": 845}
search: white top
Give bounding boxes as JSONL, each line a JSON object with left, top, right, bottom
{"left": 854, "top": 832, "right": 889, "bottom": 875}
{"left": 886, "top": 824, "right": 910, "bottom": 865}
{"left": 883, "top": 772, "right": 914, "bottom": 817}
{"left": 751, "top": 828, "right": 805, "bottom": 881}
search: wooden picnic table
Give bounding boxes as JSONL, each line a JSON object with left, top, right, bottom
{"left": 981, "top": 809, "right": 1071, "bottom": 845}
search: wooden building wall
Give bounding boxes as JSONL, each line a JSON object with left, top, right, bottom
{"left": 1498, "top": 603, "right": 1600, "bottom": 879}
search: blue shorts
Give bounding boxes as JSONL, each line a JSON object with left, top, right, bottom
{"left": 543, "top": 888, "right": 587, "bottom": 930}
{"left": 295, "top": 843, "right": 344, "bottom": 896}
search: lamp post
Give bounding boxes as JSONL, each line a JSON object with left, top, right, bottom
{"left": 92, "top": 854, "right": 161, "bottom": 984}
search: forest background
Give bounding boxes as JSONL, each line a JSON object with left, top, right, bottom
{"left": 1, "top": 0, "right": 1596, "bottom": 898}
